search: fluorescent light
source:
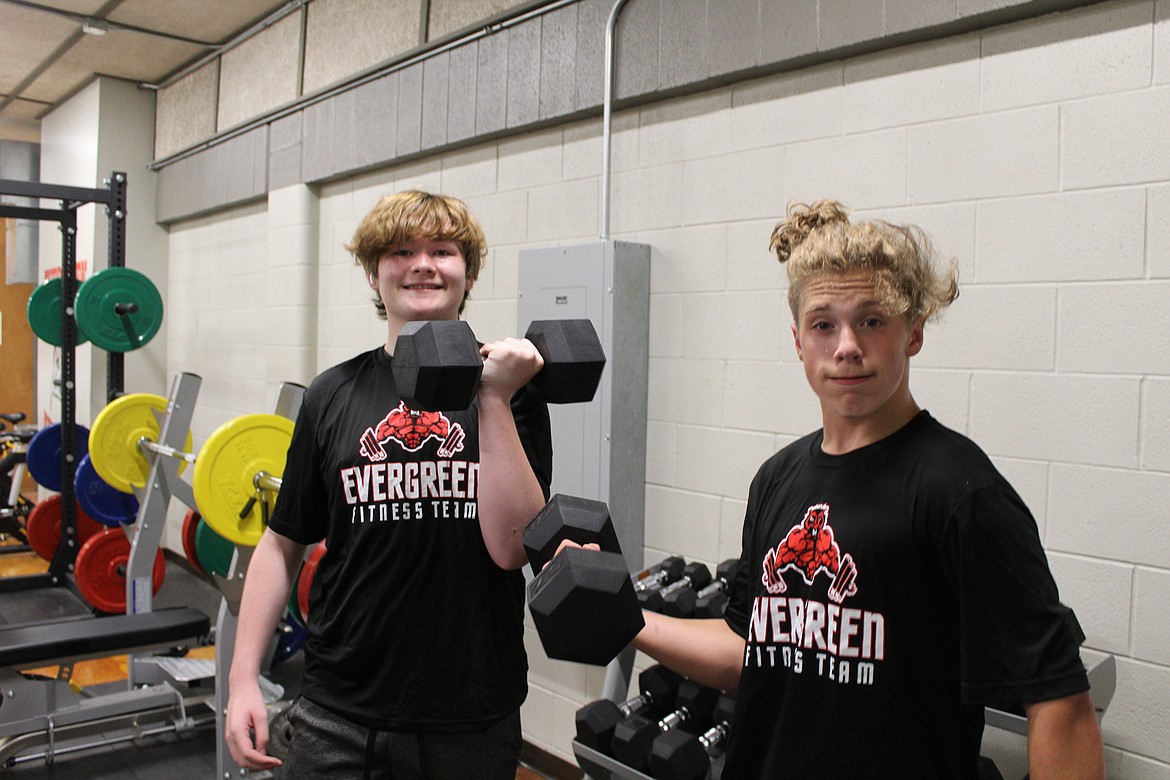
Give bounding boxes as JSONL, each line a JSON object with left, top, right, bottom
{"left": 81, "top": 18, "right": 109, "bottom": 35}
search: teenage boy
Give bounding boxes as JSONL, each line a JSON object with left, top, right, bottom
{"left": 630, "top": 201, "right": 1104, "bottom": 779}
{"left": 226, "top": 191, "right": 552, "bottom": 778}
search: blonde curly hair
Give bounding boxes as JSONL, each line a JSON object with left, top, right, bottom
{"left": 770, "top": 200, "right": 958, "bottom": 322}
{"left": 346, "top": 190, "right": 487, "bottom": 318}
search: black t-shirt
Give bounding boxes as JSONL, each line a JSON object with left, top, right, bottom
{"left": 268, "top": 346, "right": 552, "bottom": 731}
{"left": 722, "top": 411, "right": 1088, "bottom": 779}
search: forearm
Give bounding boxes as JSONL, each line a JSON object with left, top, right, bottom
{"left": 1025, "top": 692, "right": 1104, "bottom": 780}
{"left": 229, "top": 530, "right": 306, "bottom": 686}
{"left": 633, "top": 611, "right": 745, "bottom": 693}
{"left": 475, "top": 392, "right": 545, "bottom": 570}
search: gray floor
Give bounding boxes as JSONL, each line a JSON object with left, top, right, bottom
{"left": 1, "top": 555, "right": 302, "bottom": 779}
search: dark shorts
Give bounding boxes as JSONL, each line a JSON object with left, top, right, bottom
{"left": 282, "top": 696, "right": 522, "bottom": 780}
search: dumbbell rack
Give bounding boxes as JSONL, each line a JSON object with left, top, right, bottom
{"left": 0, "top": 172, "right": 129, "bottom": 594}
{"left": 573, "top": 740, "right": 658, "bottom": 780}
{"left": 213, "top": 380, "right": 305, "bottom": 780}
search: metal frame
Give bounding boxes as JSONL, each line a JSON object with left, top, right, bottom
{"left": 0, "top": 172, "right": 129, "bottom": 593}
{"left": 214, "top": 380, "right": 306, "bottom": 780}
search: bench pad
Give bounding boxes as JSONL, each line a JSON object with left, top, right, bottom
{"left": 0, "top": 607, "right": 210, "bottom": 668}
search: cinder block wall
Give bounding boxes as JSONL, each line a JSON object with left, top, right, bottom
{"left": 163, "top": 0, "right": 1170, "bottom": 775}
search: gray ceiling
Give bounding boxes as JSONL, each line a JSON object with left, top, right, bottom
{"left": 0, "top": 0, "right": 291, "bottom": 144}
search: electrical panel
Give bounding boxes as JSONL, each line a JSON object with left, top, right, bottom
{"left": 517, "top": 240, "right": 650, "bottom": 568}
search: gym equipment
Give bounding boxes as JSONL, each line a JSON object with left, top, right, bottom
{"left": 576, "top": 665, "right": 682, "bottom": 755}
{"left": 0, "top": 418, "right": 35, "bottom": 533}
{"left": 612, "top": 679, "right": 718, "bottom": 773}
{"left": 650, "top": 693, "right": 734, "bottom": 780}
{"left": 25, "top": 423, "right": 90, "bottom": 493}
{"left": 633, "top": 556, "right": 685, "bottom": 597}
{"left": 180, "top": 509, "right": 206, "bottom": 577}
{"left": 74, "top": 454, "right": 139, "bottom": 526}
{"left": 641, "top": 562, "right": 710, "bottom": 614}
{"left": 25, "top": 494, "right": 103, "bottom": 562}
{"left": 271, "top": 615, "right": 309, "bottom": 667}
{"left": 523, "top": 494, "right": 643, "bottom": 666}
{"left": 573, "top": 660, "right": 1119, "bottom": 779}
{"left": 192, "top": 413, "right": 293, "bottom": 547}
{"left": 1, "top": 424, "right": 36, "bottom": 549}
{"left": 1, "top": 172, "right": 132, "bottom": 592}
{"left": 0, "top": 607, "right": 213, "bottom": 768}
{"left": 690, "top": 560, "right": 739, "bottom": 619}
{"left": 194, "top": 517, "right": 235, "bottom": 578}
{"left": 665, "top": 559, "right": 738, "bottom": 619}
{"left": 26, "top": 278, "right": 89, "bottom": 347}
{"left": 297, "top": 543, "right": 326, "bottom": 624}
{"left": 524, "top": 493, "right": 622, "bottom": 576}
{"left": 391, "top": 318, "right": 606, "bottom": 411}
{"left": 26, "top": 267, "right": 164, "bottom": 353}
{"left": 88, "top": 392, "right": 194, "bottom": 494}
{"left": 267, "top": 701, "right": 294, "bottom": 761}
{"left": 391, "top": 320, "right": 482, "bottom": 411}
{"left": 74, "top": 267, "right": 164, "bottom": 352}
{"left": 74, "top": 528, "right": 166, "bottom": 613}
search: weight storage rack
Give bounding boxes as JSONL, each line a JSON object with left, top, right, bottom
{"left": 0, "top": 172, "right": 130, "bottom": 593}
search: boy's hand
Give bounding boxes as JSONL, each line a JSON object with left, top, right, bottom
{"left": 225, "top": 681, "right": 282, "bottom": 770}
{"left": 543, "top": 539, "right": 602, "bottom": 571}
{"left": 478, "top": 337, "right": 544, "bottom": 401}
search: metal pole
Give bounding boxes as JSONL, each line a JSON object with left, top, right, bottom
{"left": 600, "top": 0, "right": 633, "bottom": 241}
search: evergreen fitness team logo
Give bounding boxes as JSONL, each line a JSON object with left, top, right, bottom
{"left": 342, "top": 402, "right": 478, "bottom": 525}
{"left": 761, "top": 503, "right": 859, "bottom": 604}
{"left": 358, "top": 402, "right": 466, "bottom": 460}
{"left": 747, "top": 503, "right": 880, "bottom": 683}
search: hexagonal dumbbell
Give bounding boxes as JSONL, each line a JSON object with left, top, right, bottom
{"left": 634, "top": 556, "right": 686, "bottom": 609}
{"left": 575, "top": 665, "right": 683, "bottom": 755}
{"left": 524, "top": 495, "right": 643, "bottom": 666}
{"left": 392, "top": 318, "right": 606, "bottom": 411}
{"left": 665, "top": 559, "right": 740, "bottom": 619}
{"left": 643, "top": 562, "right": 711, "bottom": 614}
{"left": 633, "top": 555, "right": 686, "bottom": 596}
{"left": 692, "top": 559, "right": 741, "bottom": 618}
{"left": 611, "top": 679, "right": 719, "bottom": 773}
{"left": 650, "top": 692, "right": 735, "bottom": 780}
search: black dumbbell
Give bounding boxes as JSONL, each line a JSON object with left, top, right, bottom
{"left": 650, "top": 693, "right": 735, "bottom": 780}
{"left": 612, "top": 679, "right": 719, "bottom": 773}
{"left": 644, "top": 562, "right": 711, "bottom": 614}
{"left": 635, "top": 557, "right": 687, "bottom": 609}
{"left": 633, "top": 555, "right": 686, "bottom": 594}
{"left": 665, "top": 559, "right": 739, "bottom": 619}
{"left": 392, "top": 319, "right": 606, "bottom": 411}
{"left": 524, "top": 495, "right": 644, "bottom": 666}
{"left": 692, "top": 559, "right": 740, "bottom": 618}
{"left": 575, "top": 665, "right": 683, "bottom": 755}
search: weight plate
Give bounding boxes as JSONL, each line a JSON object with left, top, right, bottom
{"left": 25, "top": 494, "right": 104, "bottom": 562}
{"left": 75, "top": 267, "right": 164, "bottom": 352}
{"left": 271, "top": 616, "right": 309, "bottom": 667}
{"left": 192, "top": 414, "right": 293, "bottom": 547}
{"left": 26, "top": 278, "right": 88, "bottom": 347}
{"left": 89, "top": 393, "right": 193, "bottom": 494}
{"left": 194, "top": 517, "right": 234, "bottom": 578}
{"left": 287, "top": 565, "right": 305, "bottom": 629}
{"left": 26, "top": 423, "right": 91, "bottom": 492}
{"left": 74, "top": 453, "right": 139, "bottom": 526}
{"left": 297, "top": 543, "right": 326, "bottom": 624}
{"left": 74, "top": 528, "right": 166, "bottom": 614}
{"left": 181, "top": 509, "right": 206, "bottom": 576}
